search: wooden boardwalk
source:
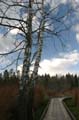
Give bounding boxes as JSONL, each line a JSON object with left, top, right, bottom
{"left": 43, "top": 98, "right": 71, "bottom": 120}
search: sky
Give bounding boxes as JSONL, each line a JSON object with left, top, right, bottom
{"left": 0, "top": 0, "right": 79, "bottom": 76}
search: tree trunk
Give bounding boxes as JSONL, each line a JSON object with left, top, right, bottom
{"left": 17, "top": 86, "right": 33, "bottom": 120}
{"left": 17, "top": 0, "right": 33, "bottom": 120}
{"left": 32, "top": 0, "right": 44, "bottom": 84}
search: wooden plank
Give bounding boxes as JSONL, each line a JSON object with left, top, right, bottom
{"left": 43, "top": 98, "right": 71, "bottom": 120}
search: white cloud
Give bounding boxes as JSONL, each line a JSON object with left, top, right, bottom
{"left": 74, "top": 24, "right": 79, "bottom": 32}
{"left": 18, "top": 50, "right": 79, "bottom": 76}
{"left": 0, "top": 56, "right": 10, "bottom": 65}
{"left": 0, "top": 34, "right": 15, "bottom": 53}
{"left": 61, "top": 0, "right": 67, "bottom": 3}
{"left": 10, "top": 29, "right": 20, "bottom": 35}
{"left": 17, "top": 64, "right": 23, "bottom": 74}
{"left": 72, "top": 24, "right": 79, "bottom": 43}
{"left": 76, "top": 33, "right": 79, "bottom": 43}
{"left": 75, "top": 0, "right": 79, "bottom": 3}
{"left": 74, "top": 24, "right": 79, "bottom": 43}
{"left": 38, "top": 50, "right": 79, "bottom": 76}
{"left": 0, "top": 33, "right": 17, "bottom": 70}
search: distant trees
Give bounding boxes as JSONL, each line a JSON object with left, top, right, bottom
{"left": 0, "top": 69, "right": 20, "bottom": 83}
{"left": 0, "top": 73, "right": 3, "bottom": 81}
{"left": 74, "top": 74, "right": 78, "bottom": 87}
{"left": 0, "top": 69, "right": 78, "bottom": 90}
{"left": 0, "top": 69, "right": 79, "bottom": 91}
{"left": 38, "top": 73, "right": 79, "bottom": 91}
{"left": 3, "top": 69, "right": 9, "bottom": 81}
{"left": 9, "top": 69, "right": 14, "bottom": 78}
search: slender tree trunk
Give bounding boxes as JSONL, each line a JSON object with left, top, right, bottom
{"left": 32, "top": 0, "right": 44, "bottom": 83}
{"left": 17, "top": 0, "right": 33, "bottom": 120}
{"left": 32, "top": 29, "right": 43, "bottom": 84}
{"left": 31, "top": 1, "right": 45, "bottom": 115}
{"left": 19, "top": 0, "right": 32, "bottom": 93}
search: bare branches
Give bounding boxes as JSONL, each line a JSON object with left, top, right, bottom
{"left": 0, "top": 16, "right": 27, "bottom": 24}
{"left": 0, "top": 40, "right": 24, "bottom": 56}
{"left": 0, "top": 0, "right": 28, "bottom": 8}
{"left": 0, "top": 0, "right": 77, "bottom": 77}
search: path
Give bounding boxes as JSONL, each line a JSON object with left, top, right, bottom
{"left": 43, "top": 98, "right": 71, "bottom": 120}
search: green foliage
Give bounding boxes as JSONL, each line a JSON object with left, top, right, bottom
{"left": 38, "top": 73, "right": 79, "bottom": 91}
{"left": 33, "top": 99, "right": 49, "bottom": 120}
{"left": 64, "top": 98, "right": 79, "bottom": 120}
{"left": 0, "top": 69, "right": 19, "bottom": 84}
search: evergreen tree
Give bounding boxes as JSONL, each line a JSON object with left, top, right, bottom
{"left": 74, "top": 74, "right": 78, "bottom": 87}
{"left": 3, "top": 69, "right": 9, "bottom": 81}
{"left": 0, "top": 73, "right": 3, "bottom": 82}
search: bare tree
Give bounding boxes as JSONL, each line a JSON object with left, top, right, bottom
{"left": 32, "top": 0, "right": 44, "bottom": 85}
{"left": 0, "top": 0, "right": 34, "bottom": 119}
{"left": 0, "top": 0, "right": 78, "bottom": 120}
{"left": 32, "top": 0, "right": 77, "bottom": 82}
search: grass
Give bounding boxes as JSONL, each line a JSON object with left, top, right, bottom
{"left": 33, "top": 99, "right": 49, "bottom": 120}
{"left": 64, "top": 98, "right": 79, "bottom": 120}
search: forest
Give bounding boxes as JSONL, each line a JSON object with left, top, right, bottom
{"left": 0, "top": 69, "right": 79, "bottom": 91}
{"left": 0, "top": 69, "right": 79, "bottom": 120}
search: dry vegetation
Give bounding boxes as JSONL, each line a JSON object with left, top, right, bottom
{"left": 0, "top": 80, "right": 79, "bottom": 120}
{"left": 0, "top": 84, "right": 19, "bottom": 120}
{"left": 0, "top": 83, "right": 48, "bottom": 120}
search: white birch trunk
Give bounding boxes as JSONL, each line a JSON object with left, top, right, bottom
{"left": 19, "top": 0, "right": 33, "bottom": 93}
{"left": 32, "top": 0, "right": 44, "bottom": 84}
